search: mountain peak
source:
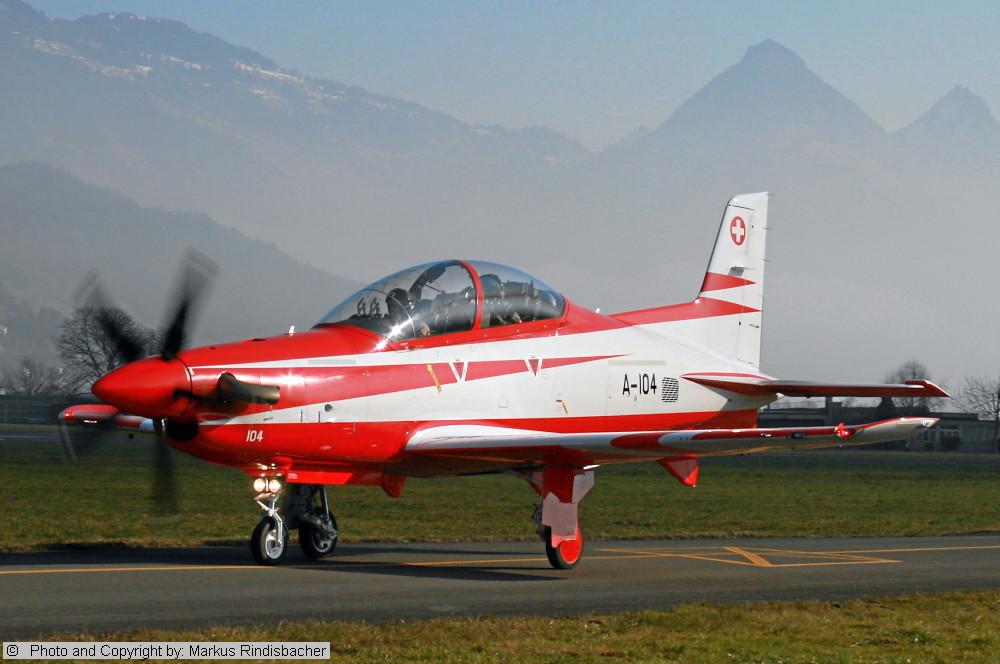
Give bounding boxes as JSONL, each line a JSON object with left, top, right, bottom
{"left": 927, "top": 85, "right": 995, "bottom": 125}
{"left": 898, "top": 85, "right": 999, "bottom": 141}
{"left": 0, "top": 0, "right": 48, "bottom": 31}
{"left": 653, "top": 39, "right": 883, "bottom": 143}
{"left": 740, "top": 39, "right": 809, "bottom": 71}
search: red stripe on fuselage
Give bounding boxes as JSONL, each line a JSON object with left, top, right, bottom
{"left": 176, "top": 409, "right": 760, "bottom": 469}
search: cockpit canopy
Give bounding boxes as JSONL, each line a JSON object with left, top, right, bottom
{"left": 315, "top": 260, "right": 565, "bottom": 342}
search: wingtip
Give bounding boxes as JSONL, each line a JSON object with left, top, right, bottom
{"left": 903, "top": 380, "right": 950, "bottom": 398}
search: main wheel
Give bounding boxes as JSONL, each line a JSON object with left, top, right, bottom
{"left": 300, "top": 511, "right": 338, "bottom": 559}
{"left": 544, "top": 526, "right": 584, "bottom": 570}
{"left": 251, "top": 517, "right": 288, "bottom": 566}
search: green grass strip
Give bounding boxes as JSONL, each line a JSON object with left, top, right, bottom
{"left": 21, "top": 591, "right": 1000, "bottom": 663}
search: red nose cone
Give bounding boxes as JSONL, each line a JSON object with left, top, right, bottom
{"left": 92, "top": 357, "right": 192, "bottom": 419}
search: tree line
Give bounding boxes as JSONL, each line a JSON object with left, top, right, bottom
{"left": 1, "top": 306, "right": 159, "bottom": 395}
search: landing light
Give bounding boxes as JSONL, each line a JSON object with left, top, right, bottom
{"left": 252, "top": 477, "right": 283, "bottom": 494}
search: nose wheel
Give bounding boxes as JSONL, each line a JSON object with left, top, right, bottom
{"left": 251, "top": 476, "right": 288, "bottom": 565}
{"left": 251, "top": 516, "right": 288, "bottom": 565}
{"left": 249, "top": 478, "right": 339, "bottom": 565}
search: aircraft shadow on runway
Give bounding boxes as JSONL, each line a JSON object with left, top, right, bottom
{"left": 293, "top": 558, "right": 557, "bottom": 583}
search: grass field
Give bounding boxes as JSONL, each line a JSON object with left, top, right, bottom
{"left": 20, "top": 592, "right": 1000, "bottom": 663}
{"left": 2, "top": 424, "right": 998, "bottom": 550}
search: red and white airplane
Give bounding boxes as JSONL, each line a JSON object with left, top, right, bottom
{"left": 61, "top": 192, "right": 946, "bottom": 569}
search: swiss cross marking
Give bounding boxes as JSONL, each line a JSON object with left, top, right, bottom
{"left": 730, "top": 216, "right": 746, "bottom": 246}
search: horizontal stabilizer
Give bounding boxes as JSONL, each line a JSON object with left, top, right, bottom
{"left": 682, "top": 373, "right": 949, "bottom": 398}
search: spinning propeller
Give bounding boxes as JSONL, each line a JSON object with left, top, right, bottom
{"left": 72, "top": 250, "right": 219, "bottom": 517}
{"left": 77, "top": 249, "right": 218, "bottom": 366}
{"left": 73, "top": 250, "right": 279, "bottom": 518}
{"left": 83, "top": 250, "right": 279, "bottom": 417}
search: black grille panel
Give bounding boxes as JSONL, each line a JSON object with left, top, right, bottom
{"left": 661, "top": 377, "right": 679, "bottom": 402}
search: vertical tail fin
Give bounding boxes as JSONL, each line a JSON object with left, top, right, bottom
{"left": 613, "top": 192, "right": 769, "bottom": 368}
{"left": 698, "top": 192, "right": 768, "bottom": 367}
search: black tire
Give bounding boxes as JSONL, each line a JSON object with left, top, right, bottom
{"left": 543, "top": 526, "right": 584, "bottom": 570}
{"left": 251, "top": 517, "right": 288, "bottom": 566}
{"left": 300, "top": 511, "right": 338, "bottom": 559}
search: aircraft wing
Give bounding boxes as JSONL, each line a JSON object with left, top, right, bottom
{"left": 59, "top": 404, "right": 156, "bottom": 434}
{"left": 404, "top": 417, "right": 939, "bottom": 466}
{"left": 682, "top": 373, "right": 950, "bottom": 398}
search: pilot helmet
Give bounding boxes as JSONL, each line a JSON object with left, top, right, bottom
{"left": 480, "top": 274, "right": 503, "bottom": 298}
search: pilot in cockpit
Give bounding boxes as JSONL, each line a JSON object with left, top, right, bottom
{"left": 481, "top": 274, "right": 522, "bottom": 328}
{"left": 385, "top": 288, "right": 411, "bottom": 320}
{"left": 386, "top": 288, "right": 430, "bottom": 337}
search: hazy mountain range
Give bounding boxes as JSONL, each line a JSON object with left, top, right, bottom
{"left": 0, "top": 161, "right": 357, "bottom": 363}
{"left": 1, "top": 0, "right": 997, "bottom": 385}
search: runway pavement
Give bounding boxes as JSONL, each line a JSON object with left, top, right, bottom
{"left": 1, "top": 534, "right": 997, "bottom": 638}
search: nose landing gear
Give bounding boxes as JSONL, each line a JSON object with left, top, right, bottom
{"left": 249, "top": 479, "right": 339, "bottom": 565}
{"left": 251, "top": 515, "right": 288, "bottom": 565}
{"left": 251, "top": 476, "right": 287, "bottom": 565}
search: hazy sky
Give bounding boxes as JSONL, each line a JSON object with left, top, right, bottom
{"left": 27, "top": 0, "right": 1000, "bottom": 150}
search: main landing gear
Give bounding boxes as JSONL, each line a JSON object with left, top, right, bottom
{"left": 250, "top": 478, "right": 338, "bottom": 566}
{"left": 527, "top": 467, "right": 595, "bottom": 570}
{"left": 533, "top": 502, "right": 585, "bottom": 569}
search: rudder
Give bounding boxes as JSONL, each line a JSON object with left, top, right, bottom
{"left": 697, "top": 192, "right": 768, "bottom": 367}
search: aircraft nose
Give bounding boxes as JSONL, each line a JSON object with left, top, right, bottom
{"left": 92, "top": 356, "right": 192, "bottom": 419}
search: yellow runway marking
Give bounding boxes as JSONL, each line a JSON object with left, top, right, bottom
{"left": 838, "top": 545, "right": 1000, "bottom": 555}
{"left": 725, "top": 547, "right": 775, "bottom": 567}
{"left": 591, "top": 543, "right": 1000, "bottom": 567}
{"left": 594, "top": 546, "right": 899, "bottom": 567}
